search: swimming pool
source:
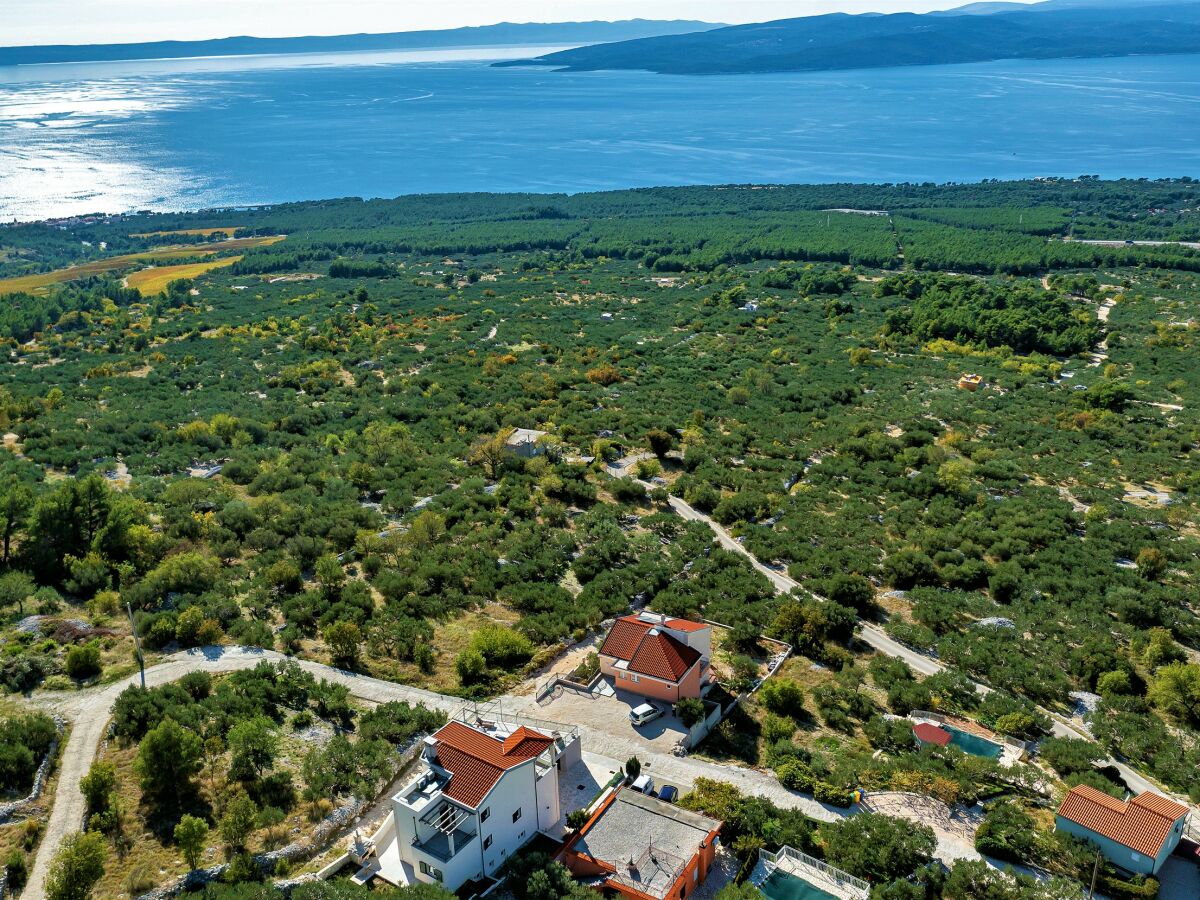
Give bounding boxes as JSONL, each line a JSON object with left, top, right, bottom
{"left": 945, "top": 725, "right": 1004, "bottom": 759}
{"left": 759, "top": 869, "right": 839, "bottom": 900}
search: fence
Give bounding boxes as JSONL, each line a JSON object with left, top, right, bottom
{"left": 679, "top": 700, "right": 725, "bottom": 753}
{"left": 759, "top": 846, "right": 870, "bottom": 900}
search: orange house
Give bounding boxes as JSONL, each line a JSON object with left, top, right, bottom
{"left": 598, "top": 612, "right": 712, "bottom": 702}
{"left": 559, "top": 787, "right": 722, "bottom": 900}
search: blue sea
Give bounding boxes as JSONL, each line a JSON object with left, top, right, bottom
{"left": 1, "top": 45, "right": 1198, "bottom": 221}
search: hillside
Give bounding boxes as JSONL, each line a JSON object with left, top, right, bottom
{"left": 0, "top": 19, "right": 723, "bottom": 67}
{"left": 2, "top": 179, "right": 1200, "bottom": 896}
{"left": 504, "top": 3, "right": 1200, "bottom": 74}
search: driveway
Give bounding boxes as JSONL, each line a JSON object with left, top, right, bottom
{"left": 536, "top": 679, "right": 692, "bottom": 756}
{"left": 1159, "top": 855, "right": 1200, "bottom": 900}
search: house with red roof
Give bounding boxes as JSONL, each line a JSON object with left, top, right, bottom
{"left": 1056, "top": 784, "right": 1190, "bottom": 876}
{"left": 599, "top": 611, "right": 713, "bottom": 702}
{"left": 358, "top": 710, "right": 580, "bottom": 891}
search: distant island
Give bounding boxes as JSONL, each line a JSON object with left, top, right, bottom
{"left": 497, "top": 0, "right": 1200, "bottom": 74}
{"left": 0, "top": 19, "right": 723, "bottom": 67}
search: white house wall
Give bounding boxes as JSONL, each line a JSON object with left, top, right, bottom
{"left": 477, "top": 761, "right": 539, "bottom": 879}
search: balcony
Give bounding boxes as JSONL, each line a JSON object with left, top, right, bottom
{"left": 413, "top": 826, "right": 476, "bottom": 862}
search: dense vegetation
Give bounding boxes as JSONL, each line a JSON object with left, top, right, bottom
{"left": 2, "top": 178, "right": 1200, "bottom": 897}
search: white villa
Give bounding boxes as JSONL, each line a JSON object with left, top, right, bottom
{"left": 354, "top": 707, "right": 581, "bottom": 891}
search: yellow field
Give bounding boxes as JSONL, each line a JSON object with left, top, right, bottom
{"left": 124, "top": 255, "right": 243, "bottom": 296}
{"left": 0, "top": 235, "right": 283, "bottom": 296}
{"left": 131, "top": 226, "right": 244, "bottom": 238}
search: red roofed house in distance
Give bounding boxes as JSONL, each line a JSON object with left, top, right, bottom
{"left": 598, "top": 611, "right": 713, "bottom": 702}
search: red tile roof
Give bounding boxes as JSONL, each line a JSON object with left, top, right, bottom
{"left": 664, "top": 617, "right": 709, "bottom": 633}
{"left": 433, "top": 721, "right": 553, "bottom": 808}
{"left": 1057, "top": 786, "right": 1190, "bottom": 859}
{"left": 600, "top": 617, "right": 653, "bottom": 661}
{"left": 629, "top": 630, "right": 700, "bottom": 681}
{"left": 600, "top": 616, "right": 702, "bottom": 684}
{"left": 913, "top": 722, "right": 952, "bottom": 747}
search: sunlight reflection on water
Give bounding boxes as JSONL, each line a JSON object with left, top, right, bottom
{"left": 0, "top": 49, "right": 1197, "bottom": 221}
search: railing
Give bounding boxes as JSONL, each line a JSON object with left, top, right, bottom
{"left": 759, "top": 846, "right": 870, "bottom": 899}
{"left": 453, "top": 701, "right": 580, "bottom": 739}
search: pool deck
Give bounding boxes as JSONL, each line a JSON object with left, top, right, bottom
{"left": 751, "top": 852, "right": 870, "bottom": 900}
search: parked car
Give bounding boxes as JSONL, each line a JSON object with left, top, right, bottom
{"left": 632, "top": 774, "right": 655, "bottom": 794}
{"left": 657, "top": 785, "right": 679, "bottom": 803}
{"left": 630, "top": 703, "right": 664, "bottom": 726}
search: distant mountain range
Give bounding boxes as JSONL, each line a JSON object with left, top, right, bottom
{"left": 0, "top": 20, "right": 723, "bottom": 67}
{"left": 498, "top": 0, "right": 1200, "bottom": 75}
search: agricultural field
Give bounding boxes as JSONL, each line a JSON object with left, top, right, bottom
{"left": 0, "top": 236, "right": 283, "bottom": 297}
{"left": 0, "top": 178, "right": 1199, "bottom": 898}
{"left": 123, "top": 256, "right": 243, "bottom": 297}
{"left": 130, "top": 227, "right": 244, "bottom": 238}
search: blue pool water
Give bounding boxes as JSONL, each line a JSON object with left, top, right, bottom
{"left": 945, "top": 725, "right": 1004, "bottom": 759}
{"left": 2, "top": 47, "right": 1199, "bottom": 220}
{"left": 760, "top": 869, "right": 840, "bottom": 900}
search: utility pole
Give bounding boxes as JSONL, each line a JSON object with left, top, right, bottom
{"left": 126, "top": 602, "right": 146, "bottom": 689}
{"left": 1086, "top": 848, "right": 1102, "bottom": 900}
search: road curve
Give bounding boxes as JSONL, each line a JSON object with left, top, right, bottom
{"left": 25, "top": 647, "right": 463, "bottom": 900}
{"left": 26, "top": 639, "right": 990, "bottom": 898}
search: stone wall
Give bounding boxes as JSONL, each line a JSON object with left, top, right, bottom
{"left": 0, "top": 716, "right": 65, "bottom": 824}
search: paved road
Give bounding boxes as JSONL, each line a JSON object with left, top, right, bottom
{"left": 26, "top": 638, "right": 989, "bottom": 898}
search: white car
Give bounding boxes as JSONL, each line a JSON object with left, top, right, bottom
{"left": 629, "top": 702, "right": 664, "bottom": 726}
{"left": 632, "top": 774, "right": 655, "bottom": 794}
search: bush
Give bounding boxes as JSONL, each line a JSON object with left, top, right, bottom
{"left": 4, "top": 850, "right": 28, "bottom": 892}
{"left": 676, "top": 697, "right": 705, "bottom": 727}
{"left": 776, "top": 760, "right": 816, "bottom": 793}
{"left": 814, "top": 781, "right": 853, "bottom": 807}
{"left": 456, "top": 649, "right": 487, "bottom": 686}
{"left": 758, "top": 678, "right": 806, "bottom": 719}
{"left": 64, "top": 641, "right": 102, "bottom": 680}
{"left": 973, "top": 801, "right": 1036, "bottom": 863}
{"left": 823, "top": 813, "right": 935, "bottom": 882}
{"left": 625, "top": 756, "right": 641, "bottom": 780}
{"left": 1097, "top": 873, "right": 1160, "bottom": 900}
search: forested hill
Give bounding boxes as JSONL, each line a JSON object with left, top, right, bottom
{"left": 0, "top": 20, "right": 722, "bottom": 67}
{"left": 505, "top": 3, "right": 1200, "bottom": 74}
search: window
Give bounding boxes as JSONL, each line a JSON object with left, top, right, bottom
{"left": 481, "top": 807, "right": 491, "bottom": 823}
{"left": 483, "top": 836, "right": 493, "bottom": 850}
{"left": 512, "top": 808, "right": 522, "bottom": 823}
{"left": 419, "top": 862, "right": 444, "bottom": 882}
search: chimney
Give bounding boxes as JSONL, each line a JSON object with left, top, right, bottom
{"left": 422, "top": 736, "right": 438, "bottom": 761}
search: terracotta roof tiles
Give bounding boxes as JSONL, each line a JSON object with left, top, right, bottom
{"left": 599, "top": 617, "right": 653, "bottom": 661}
{"left": 628, "top": 629, "right": 700, "bottom": 681}
{"left": 1057, "top": 785, "right": 1189, "bottom": 859}
{"left": 433, "top": 720, "right": 553, "bottom": 808}
{"left": 599, "top": 615, "right": 705, "bottom": 684}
